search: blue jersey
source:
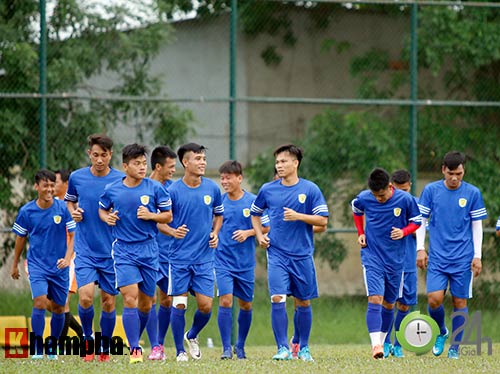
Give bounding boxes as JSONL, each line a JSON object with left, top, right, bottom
{"left": 12, "top": 199, "right": 76, "bottom": 275}
{"left": 251, "top": 178, "right": 329, "bottom": 258}
{"left": 403, "top": 196, "right": 418, "bottom": 273}
{"left": 215, "top": 191, "right": 269, "bottom": 271}
{"left": 418, "top": 180, "right": 487, "bottom": 265}
{"left": 158, "top": 179, "right": 175, "bottom": 263}
{"left": 168, "top": 177, "right": 223, "bottom": 265}
{"left": 496, "top": 216, "right": 500, "bottom": 232}
{"left": 99, "top": 177, "right": 172, "bottom": 243}
{"left": 65, "top": 167, "right": 124, "bottom": 258}
{"left": 351, "top": 188, "right": 421, "bottom": 272}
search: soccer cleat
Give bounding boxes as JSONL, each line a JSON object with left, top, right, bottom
{"left": 290, "top": 338, "right": 300, "bottom": 359}
{"left": 148, "top": 344, "right": 165, "bottom": 361}
{"left": 83, "top": 337, "right": 95, "bottom": 362}
{"left": 448, "top": 347, "right": 459, "bottom": 359}
{"left": 184, "top": 331, "right": 202, "bottom": 360}
{"left": 392, "top": 345, "right": 404, "bottom": 358}
{"left": 272, "top": 346, "right": 292, "bottom": 360}
{"left": 372, "top": 344, "right": 384, "bottom": 359}
{"left": 383, "top": 343, "right": 393, "bottom": 358}
{"left": 220, "top": 347, "right": 233, "bottom": 360}
{"left": 234, "top": 346, "right": 247, "bottom": 360}
{"left": 432, "top": 328, "right": 449, "bottom": 356}
{"left": 98, "top": 352, "right": 110, "bottom": 362}
{"left": 31, "top": 354, "right": 44, "bottom": 360}
{"left": 298, "top": 346, "right": 314, "bottom": 362}
{"left": 47, "top": 354, "right": 58, "bottom": 360}
{"left": 129, "top": 347, "right": 143, "bottom": 364}
{"left": 176, "top": 351, "right": 189, "bottom": 362}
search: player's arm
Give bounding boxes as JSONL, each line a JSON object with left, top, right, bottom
{"left": 416, "top": 217, "right": 428, "bottom": 269}
{"left": 313, "top": 225, "right": 327, "bottom": 233}
{"left": 158, "top": 223, "right": 189, "bottom": 239}
{"left": 137, "top": 206, "right": 172, "bottom": 224}
{"left": 252, "top": 215, "right": 270, "bottom": 249}
{"left": 352, "top": 213, "right": 366, "bottom": 247}
{"left": 11, "top": 236, "right": 27, "bottom": 279}
{"left": 57, "top": 231, "right": 74, "bottom": 269}
{"left": 99, "top": 207, "right": 119, "bottom": 226}
{"left": 67, "top": 200, "right": 84, "bottom": 222}
{"left": 471, "top": 219, "right": 483, "bottom": 277}
{"left": 209, "top": 215, "right": 223, "bottom": 248}
{"left": 283, "top": 207, "right": 328, "bottom": 227}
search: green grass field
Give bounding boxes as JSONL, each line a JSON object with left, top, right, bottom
{"left": 1, "top": 344, "right": 500, "bottom": 374}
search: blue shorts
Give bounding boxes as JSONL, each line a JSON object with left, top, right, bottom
{"left": 426, "top": 261, "right": 473, "bottom": 299}
{"left": 397, "top": 271, "right": 417, "bottom": 306}
{"left": 157, "top": 261, "right": 169, "bottom": 294}
{"left": 113, "top": 239, "right": 159, "bottom": 297}
{"left": 362, "top": 264, "right": 403, "bottom": 304}
{"left": 215, "top": 268, "right": 254, "bottom": 302}
{"left": 267, "top": 252, "right": 318, "bottom": 300}
{"left": 29, "top": 266, "right": 69, "bottom": 307}
{"left": 75, "top": 254, "right": 118, "bottom": 296}
{"left": 168, "top": 262, "right": 214, "bottom": 297}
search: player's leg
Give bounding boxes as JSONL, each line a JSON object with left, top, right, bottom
{"left": 426, "top": 266, "right": 448, "bottom": 356}
{"left": 168, "top": 263, "right": 190, "bottom": 361}
{"left": 120, "top": 283, "right": 142, "bottom": 363}
{"left": 157, "top": 279, "right": 172, "bottom": 347}
{"left": 393, "top": 271, "right": 417, "bottom": 357}
{"left": 233, "top": 269, "right": 255, "bottom": 360}
{"left": 96, "top": 258, "right": 118, "bottom": 361}
{"left": 216, "top": 269, "right": 234, "bottom": 359}
{"left": 362, "top": 264, "right": 385, "bottom": 359}
{"left": 290, "top": 298, "right": 300, "bottom": 358}
{"left": 380, "top": 270, "right": 401, "bottom": 357}
{"left": 30, "top": 275, "right": 49, "bottom": 358}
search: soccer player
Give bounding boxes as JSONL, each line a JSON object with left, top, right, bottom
{"left": 496, "top": 216, "right": 500, "bottom": 237}
{"left": 382, "top": 169, "right": 418, "bottom": 358}
{"left": 158, "top": 142, "right": 223, "bottom": 362}
{"left": 216, "top": 160, "right": 270, "bottom": 360}
{"left": 351, "top": 167, "right": 421, "bottom": 359}
{"left": 99, "top": 143, "right": 172, "bottom": 364}
{"left": 65, "top": 134, "right": 124, "bottom": 362}
{"left": 416, "top": 151, "right": 487, "bottom": 359}
{"left": 251, "top": 144, "right": 329, "bottom": 362}
{"left": 145, "top": 146, "right": 177, "bottom": 360}
{"left": 11, "top": 169, "right": 76, "bottom": 360}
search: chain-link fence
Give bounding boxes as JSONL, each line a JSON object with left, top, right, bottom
{"left": 1, "top": 0, "right": 500, "bottom": 343}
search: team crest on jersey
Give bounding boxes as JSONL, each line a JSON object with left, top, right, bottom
{"left": 298, "top": 194, "right": 307, "bottom": 203}
{"left": 53, "top": 215, "right": 62, "bottom": 224}
{"left": 204, "top": 195, "right": 212, "bottom": 205}
{"left": 393, "top": 208, "right": 401, "bottom": 217}
{"left": 243, "top": 208, "right": 251, "bottom": 217}
{"left": 140, "top": 195, "right": 150, "bottom": 205}
{"left": 459, "top": 198, "right": 467, "bottom": 207}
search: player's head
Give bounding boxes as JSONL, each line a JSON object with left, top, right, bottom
{"left": 54, "top": 168, "right": 70, "bottom": 199}
{"left": 177, "top": 143, "right": 207, "bottom": 176}
{"left": 219, "top": 160, "right": 243, "bottom": 193}
{"left": 273, "top": 143, "right": 303, "bottom": 178}
{"left": 151, "top": 146, "right": 177, "bottom": 181}
{"left": 87, "top": 134, "right": 114, "bottom": 171}
{"left": 122, "top": 143, "right": 148, "bottom": 179}
{"left": 34, "top": 169, "right": 56, "bottom": 201}
{"left": 368, "top": 167, "right": 392, "bottom": 203}
{"left": 441, "top": 151, "right": 465, "bottom": 190}
{"left": 391, "top": 169, "right": 411, "bottom": 193}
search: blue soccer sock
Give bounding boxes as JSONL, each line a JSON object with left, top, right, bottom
{"left": 146, "top": 304, "right": 159, "bottom": 348}
{"left": 271, "top": 302, "right": 288, "bottom": 348}
{"left": 428, "top": 304, "right": 447, "bottom": 335}
{"left": 217, "top": 306, "right": 232, "bottom": 350}
{"left": 188, "top": 309, "right": 212, "bottom": 339}
{"left": 171, "top": 307, "right": 186, "bottom": 354}
{"left": 381, "top": 306, "right": 394, "bottom": 342}
{"left": 366, "top": 302, "right": 382, "bottom": 333}
{"left": 138, "top": 310, "right": 150, "bottom": 339}
{"left": 393, "top": 309, "right": 410, "bottom": 346}
{"left": 236, "top": 309, "right": 252, "bottom": 349}
{"left": 122, "top": 307, "right": 140, "bottom": 350}
{"left": 157, "top": 305, "right": 171, "bottom": 346}
{"left": 292, "top": 308, "right": 299, "bottom": 344}
{"left": 100, "top": 310, "right": 116, "bottom": 353}
{"left": 297, "top": 305, "right": 313, "bottom": 349}
{"left": 78, "top": 304, "right": 94, "bottom": 338}
{"left": 31, "top": 308, "right": 46, "bottom": 355}
{"left": 49, "top": 312, "right": 65, "bottom": 355}
{"left": 450, "top": 307, "right": 468, "bottom": 350}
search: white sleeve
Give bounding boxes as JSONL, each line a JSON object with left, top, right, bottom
{"left": 472, "top": 220, "right": 483, "bottom": 259}
{"left": 416, "top": 217, "right": 427, "bottom": 250}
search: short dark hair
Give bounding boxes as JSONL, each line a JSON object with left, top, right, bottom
{"left": 88, "top": 134, "right": 113, "bottom": 152}
{"left": 391, "top": 169, "right": 411, "bottom": 184}
{"left": 122, "top": 143, "right": 148, "bottom": 164}
{"left": 151, "top": 146, "right": 177, "bottom": 169}
{"left": 442, "top": 151, "right": 466, "bottom": 170}
{"left": 273, "top": 144, "right": 303, "bottom": 167}
{"left": 219, "top": 160, "right": 243, "bottom": 176}
{"left": 177, "top": 143, "right": 206, "bottom": 168}
{"left": 35, "top": 169, "right": 56, "bottom": 184}
{"left": 368, "top": 167, "right": 390, "bottom": 192}
{"left": 54, "top": 169, "right": 71, "bottom": 183}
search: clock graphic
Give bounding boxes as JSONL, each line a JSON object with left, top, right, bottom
{"left": 396, "top": 311, "right": 440, "bottom": 355}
